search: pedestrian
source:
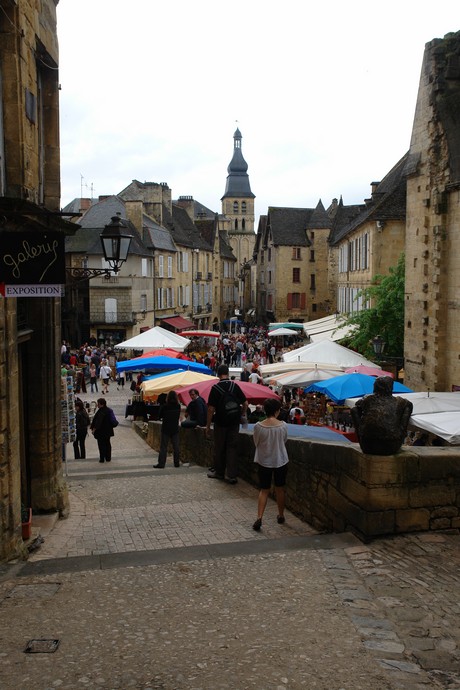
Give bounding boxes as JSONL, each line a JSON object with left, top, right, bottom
{"left": 182, "top": 388, "right": 208, "bottom": 428}
{"left": 117, "top": 369, "right": 125, "bottom": 390}
{"left": 90, "top": 397, "right": 117, "bottom": 463}
{"left": 154, "top": 390, "right": 181, "bottom": 468}
{"left": 89, "top": 362, "right": 98, "bottom": 393}
{"left": 252, "top": 398, "right": 289, "bottom": 531}
{"left": 73, "top": 400, "right": 90, "bottom": 459}
{"left": 99, "top": 359, "right": 112, "bottom": 394}
{"left": 206, "top": 364, "right": 248, "bottom": 484}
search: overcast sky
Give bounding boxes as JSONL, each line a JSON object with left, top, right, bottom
{"left": 57, "top": 1, "right": 458, "bottom": 222}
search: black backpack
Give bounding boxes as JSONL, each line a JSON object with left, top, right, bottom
{"left": 215, "top": 382, "right": 241, "bottom": 426}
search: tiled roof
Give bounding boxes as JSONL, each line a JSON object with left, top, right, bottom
{"left": 143, "top": 215, "right": 177, "bottom": 252}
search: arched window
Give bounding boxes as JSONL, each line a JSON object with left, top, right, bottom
{"left": 241, "top": 201, "right": 246, "bottom": 214}
{"left": 233, "top": 201, "right": 239, "bottom": 213}
{"left": 234, "top": 219, "right": 238, "bottom": 230}
{"left": 242, "top": 218, "right": 245, "bottom": 230}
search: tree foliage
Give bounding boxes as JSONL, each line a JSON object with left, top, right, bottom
{"left": 342, "top": 253, "right": 405, "bottom": 360}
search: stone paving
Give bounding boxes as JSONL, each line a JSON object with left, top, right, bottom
{"left": 0, "top": 385, "right": 459, "bottom": 689}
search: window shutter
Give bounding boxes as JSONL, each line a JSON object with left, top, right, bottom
{"left": 300, "top": 293, "right": 306, "bottom": 309}
{"left": 287, "top": 293, "right": 292, "bottom": 309}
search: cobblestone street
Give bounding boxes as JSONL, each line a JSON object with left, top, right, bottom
{"left": 1, "top": 388, "right": 459, "bottom": 689}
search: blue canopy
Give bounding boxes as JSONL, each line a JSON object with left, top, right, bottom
{"left": 244, "top": 423, "right": 351, "bottom": 443}
{"left": 305, "top": 372, "right": 412, "bottom": 403}
{"left": 116, "top": 356, "right": 212, "bottom": 375}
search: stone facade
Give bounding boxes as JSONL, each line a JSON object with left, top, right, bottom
{"left": 404, "top": 31, "right": 460, "bottom": 391}
{"left": 0, "top": 0, "right": 71, "bottom": 563}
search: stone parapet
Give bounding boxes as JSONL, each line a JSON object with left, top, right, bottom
{"left": 139, "top": 422, "right": 460, "bottom": 541}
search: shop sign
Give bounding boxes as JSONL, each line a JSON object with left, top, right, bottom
{"left": 0, "top": 231, "right": 66, "bottom": 289}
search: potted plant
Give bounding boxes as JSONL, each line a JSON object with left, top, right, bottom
{"left": 21, "top": 503, "right": 32, "bottom": 540}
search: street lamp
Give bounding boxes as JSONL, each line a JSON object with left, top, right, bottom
{"left": 100, "top": 215, "right": 133, "bottom": 274}
{"left": 67, "top": 214, "right": 133, "bottom": 281}
{"left": 371, "top": 334, "right": 386, "bottom": 359}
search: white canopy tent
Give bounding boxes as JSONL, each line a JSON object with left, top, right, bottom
{"left": 345, "top": 391, "right": 460, "bottom": 444}
{"left": 114, "top": 326, "right": 190, "bottom": 352}
{"left": 282, "top": 339, "right": 380, "bottom": 369}
{"left": 268, "top": 327, "right": 299, "bottom": 337}
{"left": 310, "top": 325, "right": 357, "bottom": 343}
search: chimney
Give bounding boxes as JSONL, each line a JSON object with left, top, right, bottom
{"left": 124, "top": 200, "right": 143, "bottom": 231}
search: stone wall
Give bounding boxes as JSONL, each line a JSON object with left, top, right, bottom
{"left": 139, "top": 421, "right": 460, "bottom": 541}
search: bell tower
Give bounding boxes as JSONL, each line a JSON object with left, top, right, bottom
{"left": 221, "top": 128, "right": 256, "bottom": 314}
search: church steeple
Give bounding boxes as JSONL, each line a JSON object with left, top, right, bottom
{"left": 221, "top": 128, "right": 255, "bottom": 200}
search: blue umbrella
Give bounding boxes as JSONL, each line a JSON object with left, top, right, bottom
{"left": 143, "top": 369, "right": 185, "bottom": 381}
{"left": 305, "top": 372, "right": 412, "bottom": 403}
{"left": 116, "top": 356, "right": 212, "bottom": 375}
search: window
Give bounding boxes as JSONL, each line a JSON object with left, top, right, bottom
{"left": 158, "top": 255, "right": 164, "bottom": 278}
{"left": 241, "top": 201, "right": 246, "bottom": 214}
{"left": 312, "top": 303, "right": 317, "bottom": 312}
{"left": 310, "top": 274, "right": 316, "bottom": 290}
{"left": 140, "top": 294, "right": 147, "bottom": 312}
{"left": 293, "top": 268, "right": 300, "bottom": 283}
{"left": 242, "top": 218, "right": 245, "bottom": 230}
{"left": 260, "top": 251, "right": 264, "bottom": 265}
{"left": 287, "top": 293, "right": 306, "bottom": 309}
{"left": 292, "top": 247, "right": 301, "bottom": 260}
{"left": 167, "top": 256, "right": 172, "bottom": 278}
{"left": 233, "top": 201, "right": 239, "bottom": 213}
{"left": 268, "top": 270, "right": 272, "bottom": 284}
{"left": 310, "top": 250, "right": 315, "bottom": 262}
{"left": 234, "top": 219, "right": 238, "bottom": 230}
{"left": 268, "top": 248, "right": 271, "bottom": 261}
{"left": 105, "top": 298, "right": 117, "bottom": 323}
{"left": 141, "top": 258, "right": 152, "bottom": 277}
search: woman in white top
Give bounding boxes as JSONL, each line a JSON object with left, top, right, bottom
{"left": 252, "top": 397, "right": 289, "bottom": 531}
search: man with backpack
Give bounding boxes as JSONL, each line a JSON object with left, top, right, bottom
{"left": 206, "top": 364, "right": 248, "bottom": 484}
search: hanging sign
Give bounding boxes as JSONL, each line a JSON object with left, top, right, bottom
{"left": 0, "top": 231, "right": 66, "bottom": 290}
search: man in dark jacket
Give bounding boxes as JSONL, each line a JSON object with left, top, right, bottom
{"left": 184, "top": 389, "right": 208, "bottom": 427}
{"left": 90, "top": 397, "right": 116, "bottom": 463}
{"left": 205, "top": 364, "right": 248, "bottom": 484}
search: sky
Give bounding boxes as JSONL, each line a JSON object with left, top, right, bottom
{"left": 57, "top": 1, "right": 458, "bottom": 222}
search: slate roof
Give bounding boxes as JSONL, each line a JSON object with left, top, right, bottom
{"left": 266, "top": 207, "right": 314, "bottom": 247}
{"left": 221, "top": 129, "right": 255, "bottom": 200}
{"left": 329, "top": 152, "right": 409, "bottom": 246}
{"left": 173, "top": 198, "right": 217, "bottom": 219}
{"left": 307, "top": 200, "right": 333, "bottom": 230}
{"left": 64, "top": 195, "right": 147, "bottom": 256}
{"left": 162, "top": 204, "right": 213, "bottom": 252}
{"left": 143, "top": 215, "right": 177, "bottom": 253}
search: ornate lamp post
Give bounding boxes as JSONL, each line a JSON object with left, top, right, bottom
{"left": 371, "top": 334, "right": 386, "bottom": 359}
{"left": 67, "top": 214, "right": 133, "bottom": 281}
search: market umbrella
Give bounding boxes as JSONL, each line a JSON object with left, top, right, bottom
{"left": 268, "top": 327, "right": 299, "bottom": 337}
{"left": 269, "top": 366, "right": 346, "bottom": 388}
{"left": 116, "top": 355, "right": 212, "bottom": 375}
{"left": 409, "top": 411, "right": 460, "bottom": 444}
{"left": 345, "top": 364, "right": 392, "bottom": 377}
{"left": 176, "top": 380, "right": 281, "bottom": 406}
{"left": 178, "top": 330, "right": 220, "bottom": 339}
{"left": 282, "top": 340, "right": 378, "bottom": 368}
{"left": 137, "top": 348, "right": 191, "bottom": 360}
{"left": 141, "top": 371, "right": 217, "bottom": 399}
{"left": 305, "top": 372, "right": 412, "bottom": 404}
{"left": 114, "top": 326, "right": 190, "bottom": 352}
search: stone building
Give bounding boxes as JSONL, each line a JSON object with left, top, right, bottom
{"left": 0, "top": 0, "right": 73, "bottom": 562}
{"left": 254, "top": 201, "right": 332, "bottom": 323}
{"left": 404, "top": 31, "right": 460, "bottom": 392}
{"left": 329, "top": 155, "right": 408, "bottom": 315}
